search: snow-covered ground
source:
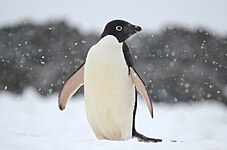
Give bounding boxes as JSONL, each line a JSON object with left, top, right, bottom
{"left": 0, "top": 88, "right": 227, "bottom": 150}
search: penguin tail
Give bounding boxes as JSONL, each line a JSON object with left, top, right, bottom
{"left": 132, "top": 130, "right": 162, "bottom": 143}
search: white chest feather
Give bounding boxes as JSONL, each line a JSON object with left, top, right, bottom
{"left": 84, "top": 35, "right": 135, "bottom": 140}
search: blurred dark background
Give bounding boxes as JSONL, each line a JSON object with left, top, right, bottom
{"left": 0, "top": 21, "right": 226, "bottom": 104}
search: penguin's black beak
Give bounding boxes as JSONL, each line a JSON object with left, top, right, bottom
{"left": 126, "top": 24, "right": 142, "bottom": 35}
{"left": 134, "top": 25, "right": 142, "bottom": 32}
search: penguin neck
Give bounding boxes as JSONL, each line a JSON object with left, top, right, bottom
{"left": 98, "top": 35, "right": 123, "bottom": 49}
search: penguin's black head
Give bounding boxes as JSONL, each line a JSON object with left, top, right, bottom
{"left": 100, "top": 20, "right": 142, "bottom": 43}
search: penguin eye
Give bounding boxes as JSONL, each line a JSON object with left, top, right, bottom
{"left": 115, "top": 25, "right": 123, "bottom": 31}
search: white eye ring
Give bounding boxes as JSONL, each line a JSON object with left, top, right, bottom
{"left": 116, "top": 25, "right": 123, "bottom": 31}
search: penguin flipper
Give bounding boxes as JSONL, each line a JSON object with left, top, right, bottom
{"left": 58, "top": 64, "right": 84, "bottom": 111}
{"left": 130, "top": 67, "right": 153, "bottom": 118}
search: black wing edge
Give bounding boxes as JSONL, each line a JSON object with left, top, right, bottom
{"left": 132, "top": 88, "right": 162, "bottom": 143}
{"left": 122, "top": 42, "right": 133, "bottom": 75}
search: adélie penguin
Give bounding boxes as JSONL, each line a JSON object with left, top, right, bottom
{"left": 58, "top": 20, "right": 162, "bottom": 143}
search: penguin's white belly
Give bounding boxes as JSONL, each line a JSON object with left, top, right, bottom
{"left": 84, "top": 37, "right": 135, "bottom": 140}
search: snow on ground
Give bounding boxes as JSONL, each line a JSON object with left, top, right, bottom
{"left": 0, "top": 88, "right": 227, "bottom": 150}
